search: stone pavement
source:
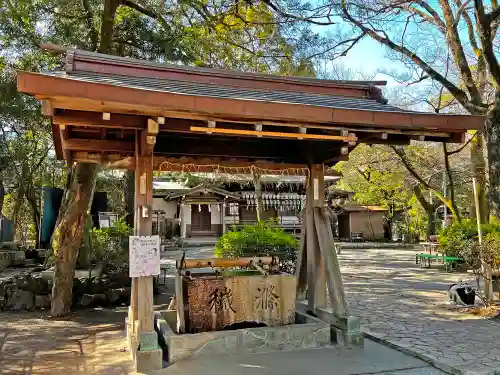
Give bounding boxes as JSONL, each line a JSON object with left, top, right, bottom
{"left": 0, "top": 309, "right": 136, "bottom": 375}
{"left": 160, "top": 246, "right": 500, "bottom": 374}
{"left": 338, "top": 247, "right": 500, "bottom": 375}
{"left": 2, "top": 245, "right": 497, "bottom": 375}
{"left": 155, "top": 339, "right": 447, "bottom": 375}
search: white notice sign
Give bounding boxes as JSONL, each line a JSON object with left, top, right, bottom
{"left": 129, "top": 235, "right": 160, "bottom": 277}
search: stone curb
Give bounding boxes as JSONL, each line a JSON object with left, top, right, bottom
{"left": 363, "top": 331, "right": 463, "bottom": 375}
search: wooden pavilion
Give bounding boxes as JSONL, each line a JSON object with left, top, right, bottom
{"left": 17, "top": 49, "right": 484, "bottom": 370}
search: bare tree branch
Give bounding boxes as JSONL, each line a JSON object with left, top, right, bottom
{"left": 454, "top": 0, "right": 473, "bottom": 24}
{"left": 474, "top": 0, "right": 500, "bottom": 87}
{"left": 340, "top": 1, "right": 485, "bottom": 114}
{"left": 447, "top": 132, "right": 477, "bottom": 155}
{"left": 406, "top": 73, "right": 429, "bottom": 86}
{"left": 307, "top": 32, "right": 365, "bottom": 59}
{"left": 486, "top": 5, "right": 500, "bottom": 24}
{"left": 261, "top": 0, "right": 337, "bottom": 25}
{"left": 439, "top": 0, "right": 481, "bottom": 103}
{"left": 121, "top": 0, "right": 172, "bottom": 32}
{"left": 82, "top": 0, "right": 99, "bottom": 52}
{"left": 398, "top": 4, "right": 446, "bottom": 34}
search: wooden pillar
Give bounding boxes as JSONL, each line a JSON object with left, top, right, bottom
{"left": 130, "top": 121, "right": 162, "bottom": 371}
{"left": 221, "top": 201, "right": 226, "bottom": 234}
{"left": 311, "top": 164, "right": 327, "bottom": 307}
{"left": 305, "top": 168, "right": 316, "bottom": 312}
{"left": 136, "top": 155, "right": 155, "bottom": 334}
{"left": 295, "top": 223, "right": 307, "bottom": 300}
{"left": 305, "top": 164, "right": 325, "bottom": 311}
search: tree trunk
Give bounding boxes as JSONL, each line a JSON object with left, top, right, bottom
{"left": 484, "top": 93, "right": 500, "bottom": 217}
{"left": 25, "top": 186, "right": 41, "bottom": 248}
{"left": 443, "top": 143, "right": 461, "bottom": 223}
{"left": 98, "top": 0, "right": 120, "bottom": 53}
{"left": 471, "top": 131, "right": 488, "bottom": 223}
{"left": 252, "top": 171, "right": 263, "bottom": 221}
{"left": 50, "top": 163, "right": 98, "bottom": 317}
{"left": 0, "top": 180, "right": 4, "bottom": 216}
{"left": 77, "top": 213, "right": 92, "bottom": 268}
{"left": 124, "top": 170, "right": 135, "bottom": 227}
{"left": 11, "top": 185, "right": 25, "bottom": 239}
{"left": 413, "top": 185, "right": 437, "bottom": 239}
{"left": 425, "top": 207, "right": 436, "bottom": 238}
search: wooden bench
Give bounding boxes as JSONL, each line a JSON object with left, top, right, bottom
{"left": 350, "top": 232, "right": 363, "bottom": 242}
{"left": 415, "top": 253, "right": 462, "bottom": 272}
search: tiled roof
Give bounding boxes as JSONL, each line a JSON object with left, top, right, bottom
{"left": 44, "top": 71, "right": 408, "bottom": 114}
{"left": 66, "top": 49, "right": 387, "bottom": 90}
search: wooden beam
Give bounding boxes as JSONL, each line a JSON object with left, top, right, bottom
{"left": 71, "top": 152, "right": 135, "bottom": 169}
{"left": 296, "top": 220, "right": 307, "bottom": 301}
{"left": 18, "top": 72, "right": 482, "bottom": 132}
{"left": 190, "top": 126, "right": 358, "bottom": 142}
{"left": 59, "top": 124, "right": 73, "bottom": 165}
{"left": 64, "top": 138, "right": 135, "bottom": 152}
{"left": 166, "top": 115, "right": 453, "bottom": 139}
{"left": 140, "top": 119, "right": 159, "bottom": 155}
{"left": 44, "top": 95, "right": 464, "bottom": 143}
{"left": 52, "top": 122, "right": 63, "bottom": 160}
{"left": 53, "top": 109, "right": 145, "bottom": 129}
{"left": 159, "top": 118, "right": 445, "bottom": 144}
{"left": 41, "top": 99, "right": 54, "bottom": 116}
{"left": 314, "top": 207, "right": 348, "bottom": 318}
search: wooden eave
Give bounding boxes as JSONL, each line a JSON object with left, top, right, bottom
{"left": 16, "top": 56, "right": 485, "bottom": 173}
{"left": 18, "top": 71, "right": 484, "bottom": 132}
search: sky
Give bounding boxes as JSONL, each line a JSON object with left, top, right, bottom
{"left": 334, "top": 38, "right": 399, "bottom": 85}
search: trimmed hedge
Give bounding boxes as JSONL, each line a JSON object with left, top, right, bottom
{"left": 214, "top": 220, "right": 299, "bottom": 274}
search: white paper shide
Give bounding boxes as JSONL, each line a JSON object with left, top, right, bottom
{"left": 129, "top": 235, "right": 160, "bottom": 277}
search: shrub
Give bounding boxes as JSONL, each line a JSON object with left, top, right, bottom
{"left": 438, "top": 219, "right": 500, "bottom": 257}
{"left": 214, "top": 220, "right": 299, "bottom": 274}
{"left": 90, "top": 218, "right": 132, "bottom": 272}
{"left": 459, "top": 232, "right": 500, "bottom": 305}
{"left": 482, "top": 232, "right": 500, "bottom": 269}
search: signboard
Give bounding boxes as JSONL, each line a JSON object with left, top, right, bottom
{"left": 129, "top": 235, "right": 160, "bottom": 277}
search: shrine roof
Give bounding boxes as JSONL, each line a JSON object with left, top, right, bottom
{"left": 16, "top": 48, "right": 485, "bottom": 171}
{"left": 41, "top": 70, "right": 403, "bottom": 114}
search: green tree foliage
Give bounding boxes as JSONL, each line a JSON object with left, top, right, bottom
{"left": 1, "top": 0, "right": 320, "bottom": 314}
{"left": 0, "top": 0, "right": 319, "bottom": 246}
{"left": 439, "top": 218, "right": 500, "bottom": 257}
{"left": 0, "top": 62, "right": 66, "bottom": 245}
{"left": 337, "top": 141, "right": 474, "bottom": 239}
{"left": 336, "top": 144, "right": 412, "bottom": 214}
{"left": 90, "top": 218, "right": 132, "bottom": 271}
{"left": 215, "top": 220, "right": 298, "bottom": 273}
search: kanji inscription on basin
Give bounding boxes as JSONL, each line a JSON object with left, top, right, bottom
{"left": 184, "top": 274, "right": 296, "bottom": 332}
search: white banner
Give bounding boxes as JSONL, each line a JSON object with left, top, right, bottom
{"left": 129, "top": 235, "right": 160, "bottom": 277}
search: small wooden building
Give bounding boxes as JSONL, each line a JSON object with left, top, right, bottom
{"left": 336, "top": 205, "right": 388, "bottom": 240}
{"left": 152, "top": 175, "right": 351, "bottom": 238}
{"left": 17, "top": 48, "right": 483, "bottom": 371}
